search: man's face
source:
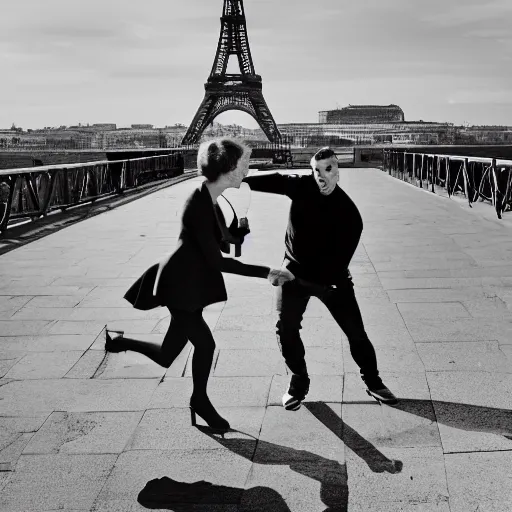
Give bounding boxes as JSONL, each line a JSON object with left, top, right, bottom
{"left": 312, "top": 156, "right": 339, "bottom": 195}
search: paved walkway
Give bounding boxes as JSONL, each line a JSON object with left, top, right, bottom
{"left": 0, "top": 168, "right": 511, "bottom": 511}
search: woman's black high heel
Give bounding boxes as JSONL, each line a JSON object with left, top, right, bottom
{"left": 104, "top": 327, "right": 126, "bottom": 353}
{"left": 189, "top": 394, "right": 230, "bottom": 433}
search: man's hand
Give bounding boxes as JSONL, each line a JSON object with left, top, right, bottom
{"left": 267, "top": 268, "right": 295, "bottom": 286}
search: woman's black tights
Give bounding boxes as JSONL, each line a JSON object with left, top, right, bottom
{"left": 111, "top": 308, "right": 215, "bottom": 398}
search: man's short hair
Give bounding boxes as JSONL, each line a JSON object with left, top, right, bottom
{"left": 310, "top": 147, "right": 337, "bottom": 169}
{"left": 197, "top": 138, "right": 250, "bottom": 182}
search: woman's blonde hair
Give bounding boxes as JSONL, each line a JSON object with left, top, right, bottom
{"left": 197, "top": 138, "right": 251, "bottom": 181}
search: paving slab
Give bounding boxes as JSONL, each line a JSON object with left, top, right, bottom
{"left": 299, "top": 346, "right": 344, "bottom": 375}
{"left": 0, "top": 285, "right": 93, "bottom": 296}
{"left": 242, "top": 461, "right": 347, "bottom": 512}
{"left": 148, "top": 376, "right": 273, "bottom": 409}
{"left": 362, "top": 322, "right": 416, "bottom": 347}
{"left": 0, "top": 320, "right": 53, "bottom": 336}
{"left": 0, "top": 378, "right": 159, "bottom": 415}
{"left": 342, "top": 402, "right": 441, "bottom": 449}
{"left": 444, "top": 452, "right": 512, "bottom": 512}
{"left": 65, "top": 350, "right": 106, "bottom": 379}
{"left": 0, "top": 351, "right": 25, "bottom": 378}
{"left": 342, "top": 340, "right": 426, "bottom": 374}
{"left": 396, "top": 302, "right": 471, "bottom": 322}
{"left": 431, "top": 400, "right": 512, "bottom": 453}
{"left": 92, "top": 450, "right": 252, "bottom": 511}
{"left": 268, "top": 374, "right": 343, "bottom": 405}
{"left": 23, "top": 411, "right": 144, "bottom": 455}
{"left": 0, "top": 334, "right": 96, "bottom": 352}
{"left": 0, "top": 296, "right": 33, "bottom": 312}
{"left": 0, "top": 415, "right": 50, "bottom": 467}
{"left": 25, "top": 295, "right": 84, "bottom": 308}
{"left": 127, "top": 407, "right": 265, "bottom": 453}
{"left": 212, "top": 330, "right": 278, "bottom": 350}
{"left": 357, "top": 302, "right": 405, "bottom": 326}
{"left": 47, "top": 320, "right": 106, "bottom": 336}
{"left": 415, "top": 341, "right": 511, "bottom": 372}
{"left": 343, "top": 372, "right": 432, "bottom": 403}
{"left": 257, "top": 404, "right": 344, "bottom": 462}
{"left": 4, "top": 350, "right": 84, "bottom": 379}
{"left": 94, "top": 351, "right": 167, "bottom": 380}
{"left": 220, "top": 295, "right": 274, "bottom": 316}
{"left": 0, "top": 454, "right": 117, "bottom": 512}
{"left": 461, "top": 296, "right": 511, "bottom": 318}
{"left": 345, "top": 447, "right": 449, "bottom": 508}
{"left": 214, "top": 314, "right": 277, "bottom": 333}
{"left": 403, "top": 318, "right": 512, "bottom": 343}
{"left": 213, "top": 349, "right": 286, "bottom": 377}
{"left": 387, "top": 287, "right": 487, "bottom": 302}
{"left": 379, "top": 276, "right": 488, "bottom": 290}
{"left": 426, "top": 370, "right": 512, "bottom": 409}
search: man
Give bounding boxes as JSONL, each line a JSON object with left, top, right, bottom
{"left": 244, "top": 147, "right": 398, "bottom": 410}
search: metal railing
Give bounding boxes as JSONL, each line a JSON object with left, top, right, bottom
{"left": 383, "top": 150, "right": 512, "bottom": 219}
{"left": 0, "top": 152, "right": 185, "bottom": 232}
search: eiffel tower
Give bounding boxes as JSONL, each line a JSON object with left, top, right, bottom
{"left": 181, "top": 0, "right": 281, "bottom": 144}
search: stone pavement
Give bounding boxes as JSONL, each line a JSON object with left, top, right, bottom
{"left": 0, "top": 168, "right": 511, "bottom": 511}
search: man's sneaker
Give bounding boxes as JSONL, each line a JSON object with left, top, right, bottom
{"left": 364, "top": 378, "right": 399, "bottom": 406}
{"left": 282, "top": 374, "right": 310, "bottom": 411}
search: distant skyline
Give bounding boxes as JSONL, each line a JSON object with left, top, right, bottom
{"left": 1, "top": 0, "right": 512, "bottom": 129}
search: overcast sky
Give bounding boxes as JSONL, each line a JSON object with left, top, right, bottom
{"left": 1, "top": 0, "right": 511, "bottom": 129}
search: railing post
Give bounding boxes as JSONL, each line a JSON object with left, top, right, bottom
{"left": 431, "top": 157, "right": 435, "bottom": 193}
{"left": 0, "top": 176, "right": 15, "bottom": 232}
{"left": 491, "top": 158, "right": 503, "bottom": 219}
{"left": 419, "top": 155, "right": 424, "bottom": 188}
{"left": 61, "top": 168, "right": 70, "bottom": 210}
{"left": 40, "top": 171, "right": 58, "bottom": 216}
{"left": 446, "top": 157, "right": 451, "bottom": 196}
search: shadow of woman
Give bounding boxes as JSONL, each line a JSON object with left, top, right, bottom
{"left": 137, "top": 476, "right": 291, "bottom": 511}
{"left": 391, "top": 398, "right": 512, "bottom": 441}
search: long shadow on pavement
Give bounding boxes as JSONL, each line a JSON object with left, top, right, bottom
{"left": 137, "top": 476, "right": 291, "bottom": 511}
{"left": 136, "top": 399, "right": 511, "bottom": 510}
{"left": 198, "top": 402, "right": 402, "bottom": 511}
{"left": 393, "top": 399, "right": 512, "bottom": 441}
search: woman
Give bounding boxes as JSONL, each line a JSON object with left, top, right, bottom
{"left": 105, "top": 138, "right": 293, "bottom": 433}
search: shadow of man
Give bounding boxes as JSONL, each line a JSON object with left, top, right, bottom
{"left": 391, "top": 398, "right": 512, "bottom": 441}
{"left": 304, "top": 402, "right": 403, "bottom": 474}
{"left": 199, "top": 402, "right": 403, "bottom": 511}
{"left": 138, "top": 476, "right": 291, "bottom": 511}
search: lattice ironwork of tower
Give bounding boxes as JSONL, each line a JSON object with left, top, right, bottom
{"left": 181, "top": 0, "right": 281, "bottom": 144}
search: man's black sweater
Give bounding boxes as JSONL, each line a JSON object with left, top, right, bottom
{"left": 244, "top": 172, "right": 363, "bottom": 285}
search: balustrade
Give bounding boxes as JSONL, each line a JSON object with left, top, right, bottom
{"left": 382, "top": 150, "right": 512, "bottom": 219}
{"left": 0, "top": 152, "right": 185, "bottom": 232}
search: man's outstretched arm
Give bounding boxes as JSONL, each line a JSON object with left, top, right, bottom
{"left": 243, "top": 172, "right": 302, "bottom": 198}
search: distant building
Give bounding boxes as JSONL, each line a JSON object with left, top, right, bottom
{"left": 91, "top": 123, "right": 117, "bottom": 131}
{"left": 319, "top": 105, "right": 405, "bottom": 124}
{"left": 131, "top": 124, "right": 154, "bottom": 130}
{"left": 278, "top": 121, "right": 454, "bottom": 146}
{"left": 456, "top": 126, "right": 512, "bottom": 145}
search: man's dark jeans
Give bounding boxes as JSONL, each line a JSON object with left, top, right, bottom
{"left": 275, "top": 274, "right": 380, "bottom": 383}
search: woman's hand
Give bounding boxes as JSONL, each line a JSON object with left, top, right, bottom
{"left": 267, "top": 268, "right": 295, "bottom": 286}
{"left": 239, "top": 217, "right": 249, "bottom": 230}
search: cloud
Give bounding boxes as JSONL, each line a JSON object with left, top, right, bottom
{"left": 448, "top": 89, "right": 512, "bottom": 105}
{"left": 421, "top": 0, "right": 512, "bottom": 27}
